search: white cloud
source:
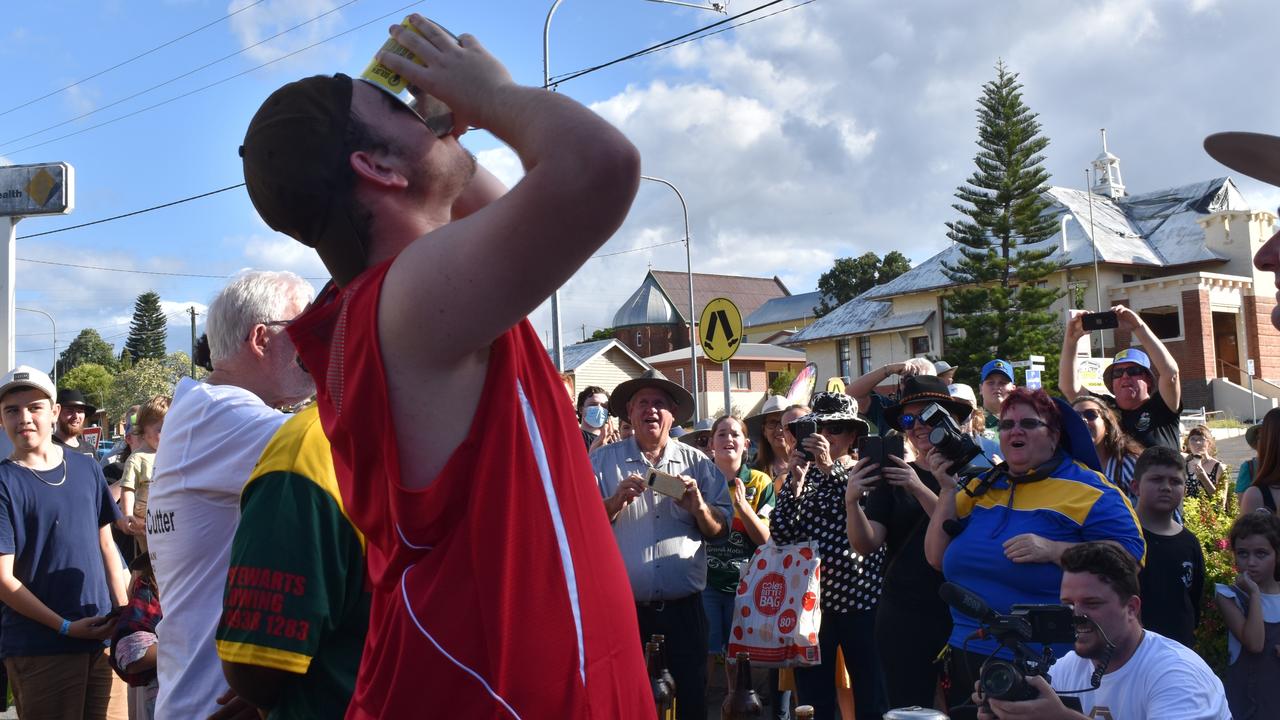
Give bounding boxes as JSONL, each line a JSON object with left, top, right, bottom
{"left": 226, "top": 0, "right": 352, "bottom": 68}
{"left": 238, "top": 232, "right": 330, "bottom": 281}
{"left": 475, "top": 145, "right": 524, "bottom": 189}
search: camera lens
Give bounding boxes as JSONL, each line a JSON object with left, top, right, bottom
{"left": 980, "top": 660, "right": 1024, "bottom": 700}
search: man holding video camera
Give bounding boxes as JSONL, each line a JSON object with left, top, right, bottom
{"left": 1059, "top": 306, "right": 1182, "bottom": 452}
{"left": 975, "top": 541, "right": 1227, "bottom": 720}
{"left": 594, "top": 370, "right": 730, "bottom": 720}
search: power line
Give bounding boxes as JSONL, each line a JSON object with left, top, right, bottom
{"left": 547, "top": 0, "right": 800, "bottom": 86}
{"left": 0, "top": 0, "right": 362, "bottom": 148}
{"left": 16, "top": 184, "right": 246, "bottom": 240}
{"left": 590, "top": 239, "right": 685, "bottom": 259}
{"left": 0, "top": 0, "right": 268, "bottom": 119}
{"left": 1, "top": 1, "right": 424, "bottom": 157}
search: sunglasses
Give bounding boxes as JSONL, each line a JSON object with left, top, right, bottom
{"left": 1107, "top": 366, "right": 1149, "bottom": 380}
{"left": 900, "top": 414, "right": 920, "bottom": 430}
{"left": 998, "top": 418, "right": 1049, "bottom": 432}
{"left": 695, "top": 435, "right": 711, "bottom": 448}
{"left": 1078, "top": 409, "right": 1101, "bottom": 422}
{"left": 818, "top": 422, "right": 856, "bottom": 435}
{"left": 764, "top": 418, "right": 782, "bottom": 429}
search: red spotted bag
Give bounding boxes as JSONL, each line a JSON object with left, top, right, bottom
{"left": 726, "top": 540, "right": 822, "bottom": 668}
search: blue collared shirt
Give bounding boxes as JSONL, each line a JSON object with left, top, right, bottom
{"left": 592, "top": 437, "right": 732, "bottom": 602}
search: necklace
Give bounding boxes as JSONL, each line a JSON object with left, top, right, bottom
{"left": 10, "top": 457, "right": 67, "bottom": 487}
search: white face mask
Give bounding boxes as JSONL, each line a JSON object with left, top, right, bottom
{"left": 583, "top": 405, "right": 609, "bottom": 429}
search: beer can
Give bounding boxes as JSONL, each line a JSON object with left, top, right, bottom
{"left": 360, "top": 17, "right": 458, "bottom": 96}
{"left": 882, "top": 708, "right": 948, "bottom": 720}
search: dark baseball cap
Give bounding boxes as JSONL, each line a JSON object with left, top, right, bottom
{"left": 240, "top": 73, "right": 368, "bottom": 286}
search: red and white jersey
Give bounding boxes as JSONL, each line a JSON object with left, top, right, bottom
{"left": 289, "top": 260, "right": 654, "bottom": 719}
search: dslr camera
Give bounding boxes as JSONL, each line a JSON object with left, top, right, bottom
{"left": 976, "top": 604, "right": 1077, "bottom": 702}
{"left": 919, "top": 403, "right": 985, "bottom": 475}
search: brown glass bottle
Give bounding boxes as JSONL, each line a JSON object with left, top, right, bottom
{"left": 794, "top": 705, "right": 815, "bottom": 720}
{"left": 650, "top": 635, "right": 678, "bottom": 700}
{"left": 721, "top": 652, "right": 763, "bottom": 719}
{"left": 645, "top": 642, "right": 675, "bottom": 720}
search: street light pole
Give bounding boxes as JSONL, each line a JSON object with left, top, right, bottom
{"left": 640, "top": 175, "right": 699, "bottom": 421}
{"left": 16, "top": 307, "right": 55, "bottom": 384}
{"left": 544, "top": 0, "right": 566, "bottom": 371}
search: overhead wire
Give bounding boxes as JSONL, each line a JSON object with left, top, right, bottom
{"left": 0, "top": 1, "right": 425, "bottom": 156}
{"left": 0, "top": 0, "right": 363, "bottom": 148}
{"left": 0, "top": 0, "right": 269, "bottom": 119}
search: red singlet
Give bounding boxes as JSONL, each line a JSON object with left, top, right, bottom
{"left": 289, "top": 260, "right": 654, "bottom": 719}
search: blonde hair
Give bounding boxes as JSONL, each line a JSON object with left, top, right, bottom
{"left": 134, "top": 395, "right": 171, "bottom": 435}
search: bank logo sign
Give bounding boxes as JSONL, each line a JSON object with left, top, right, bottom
{"left": 0, "top": 162, "right": 75, "bottom": 217}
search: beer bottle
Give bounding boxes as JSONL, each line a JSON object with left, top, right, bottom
{"left": 794, "top": 705, "right": 815, "bottom": 720}
{"left": 645, "top": 642, "right": 675, "bottom": 720}
{"left": 721, "top": 652, "right": 763, "bottom": 719}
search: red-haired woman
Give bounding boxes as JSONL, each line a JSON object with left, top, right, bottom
{"left": 924, "top": 388, "right": 1145, "bottom": 715}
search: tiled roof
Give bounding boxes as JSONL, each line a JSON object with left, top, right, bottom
{"left": 862, "top": 177, "right": 1246, "bottom": 301}
{"left": 743, "top": 291, "right": 823, "bottom": 327}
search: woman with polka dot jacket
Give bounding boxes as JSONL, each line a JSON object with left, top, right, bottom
{"left": 769, "top": 392, "right": 886, "bottom": 720}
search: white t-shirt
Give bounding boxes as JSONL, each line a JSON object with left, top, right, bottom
{"left": 1051, "top": 629, "right": 1230, "bottom": 719}
{"left": 147, "top": 378, "right": 288, "bottom": 719}
{"left": 1216, "top": 583, "right": 1280, "bottom": 663}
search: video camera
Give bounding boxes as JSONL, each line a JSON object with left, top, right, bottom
{"left": 939, "top": 582, "right": 1085, "bottom": 710}
{"left": 919, "top": 403, "right": 989, "bottom": 477}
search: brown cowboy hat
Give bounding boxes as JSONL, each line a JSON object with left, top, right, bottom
{"left": 882, "top": 375, "right": 974, "bottom": 431}
{"left": 608, "top": 369, "right": 696, "bottom": 426}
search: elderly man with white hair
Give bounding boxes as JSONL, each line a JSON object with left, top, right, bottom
{"left": 146, "top": 270, "right": 315, "bottom": 719}
{"left": 846, "top": 357, "right": 936, "bottom": 437}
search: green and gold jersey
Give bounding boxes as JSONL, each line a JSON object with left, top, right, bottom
{"left": 216, "top": 405, "right": 370, "bottom": 720}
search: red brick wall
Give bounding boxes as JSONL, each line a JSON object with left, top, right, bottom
{"left": 1245, "top": 295, "right": 1280, "bottom": 379}
{"left": 615, "top": 324, "right": 688, "bottom": 358}
{"left": 1176, "top": 289, "right": 1213, "bottom": 412}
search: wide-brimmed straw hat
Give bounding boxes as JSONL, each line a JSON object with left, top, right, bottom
{"left": 745, "top": 394, "right": 790, "bottom": 439}
{"left": 608, "top": 369, "right": 696, "bottom": 426}
{"left": 882, "top": 376, "right": 974, "bottom": 431}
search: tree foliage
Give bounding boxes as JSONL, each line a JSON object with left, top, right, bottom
{"left": 941, "top": 61, "right": 1065, "bottom": 387}
{"left": 56, "top": 329, "right": 117, "bottom": 378}
{"left": 59, "top": 363, "right": 113, "bottom": 410}
{"left": 105, "top": 351, "right": 205, "bottom": 419}
{"left": 588, "top": 327, "right": 616, "bottom": 343}
{"left": 123, "top": 291, "right": 168, "bottom": 363}
{"left": 813, "top": 251, "right": 912, "bottom": 317}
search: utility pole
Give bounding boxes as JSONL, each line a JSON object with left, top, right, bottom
{"left": 188, "top": 306, "right": 197, "bottom": 377}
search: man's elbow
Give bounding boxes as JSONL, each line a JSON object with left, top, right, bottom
{"left": 222, "top": 661, "right": 287, "bottom": 710}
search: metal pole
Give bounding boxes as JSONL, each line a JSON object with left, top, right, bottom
{"left": 1085, "top": 168, "right": 1104, "bottom": 358}
{"left": 2, "top": 218, "right": 15, "bottom": 373}
{"left": 189, "top": 306, "right": 197, "bottom": 377}
{"left": 722, "top": 360, "right": 731, "bottom": 418}
{"left": 544, "top": 0, "right": 565, "bottom": 371}
{"left": 15, "top": 306, "right": 54, "bottom": 383}
{"left": 640, "top": 175, "right": 699, "bottom": 422}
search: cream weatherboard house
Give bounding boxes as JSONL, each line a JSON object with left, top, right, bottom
{"left": 785, "top": 142, "right": 1280, "bottom": 419}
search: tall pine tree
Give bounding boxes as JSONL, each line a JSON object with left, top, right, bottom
{"left": 942, "top": 61, "right": 1064, "bottom": 388}
{"left": 123, "top": 291, "right": 168, "bottom": 363}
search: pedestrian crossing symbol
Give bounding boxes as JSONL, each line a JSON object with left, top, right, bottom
{"left": 699, "top": 297, "right": 742, "bottom": 363}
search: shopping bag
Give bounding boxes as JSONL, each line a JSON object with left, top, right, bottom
{"left": 726, "top": 540, "right": 822, "bottom": 668}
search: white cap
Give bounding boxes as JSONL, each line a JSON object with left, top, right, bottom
{"left": 0, "top": 365, "right": 56, "bottom": 403}
{"left": 947, "top": 382, "right": 978, "bottom": 407}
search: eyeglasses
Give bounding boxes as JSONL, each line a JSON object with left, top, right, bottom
{"left": 998, "top": 418, "right": 1050, "bottom": 432}
{"left": 764, "top": 418, "right": 782, "bottom": 429}
{"left": 244, "top": 319, "right": 292, "bottom": 341}
{"left": 1107, "top": 366, "right": 1148, "bottom": 380}
{"left": 1078, "top": 409, "right": 1101, "bottom": 422}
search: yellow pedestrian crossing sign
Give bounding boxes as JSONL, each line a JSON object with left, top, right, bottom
{"left": 699, "top": 297, "right": 742, "bottom": 363}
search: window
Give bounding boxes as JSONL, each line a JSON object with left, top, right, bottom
{"left": 731, "top": 371, "right": 750, "bottom": 390}
{"left": 676, "top": 368, "right": 685, "bottom": 389}
{"left": 1137, "top": 305, "right": 1182, "bottom": 341}
{"left": 635, "top": 331, "right": 643, "bottom": 348}
{"left": 910, "top": 335, "right": 931, "bottom": 356}
{"left": 837, "top": 339, "right": 852, "bottom": 379}
{"left": 767, "top": 371, "right": 780, "bottom": 388}
{"left": 858, "top": 336, "right": 872, "bottom": 376}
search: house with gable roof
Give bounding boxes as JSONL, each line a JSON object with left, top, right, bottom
{"left": 785, "top": 137, "right": 1280, "bottom": 417}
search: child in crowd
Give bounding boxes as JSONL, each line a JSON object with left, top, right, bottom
{"left": 1134, "top": 445, "right": 1204, "bottom": 649}
{"left": 111, "top": 554, "right": 162, "bottom": 720}
{"left": 119, "top": 395, "right": 170, "bottom": 555}
{"left": 1183, "top": 424, "right": 1224, "bottom": 501}
{"left": 1215, "top": 512, "right": 1280, "bottom": 719}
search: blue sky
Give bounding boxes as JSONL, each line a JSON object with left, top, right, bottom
{"left": 2, "top": 0, "right": 1279, "bottom": 372}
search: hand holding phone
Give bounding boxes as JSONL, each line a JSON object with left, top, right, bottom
{"left": 1081, "top": 311, "right": 1118, "bottom": 331}
{"left": 789, "top": 419, "right": 818, "bottom": 461}
{"left": 646, "top": 468, "right": 688, "bottom": 500}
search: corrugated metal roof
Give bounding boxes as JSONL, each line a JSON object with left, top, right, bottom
{"left": 743, "top": 291, "right": 823, "bottom": 327}
{"left": 553, "top": 339, "right": 652, "bottom": 372}
{"left": 862, "top": 177, "right": 1246, "bottom": 301}
{"left": 784, "top": 294, "right": 934, "bottom": 345}
{"left": 644, "top": 342, "right": 806, "bottom": 364}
